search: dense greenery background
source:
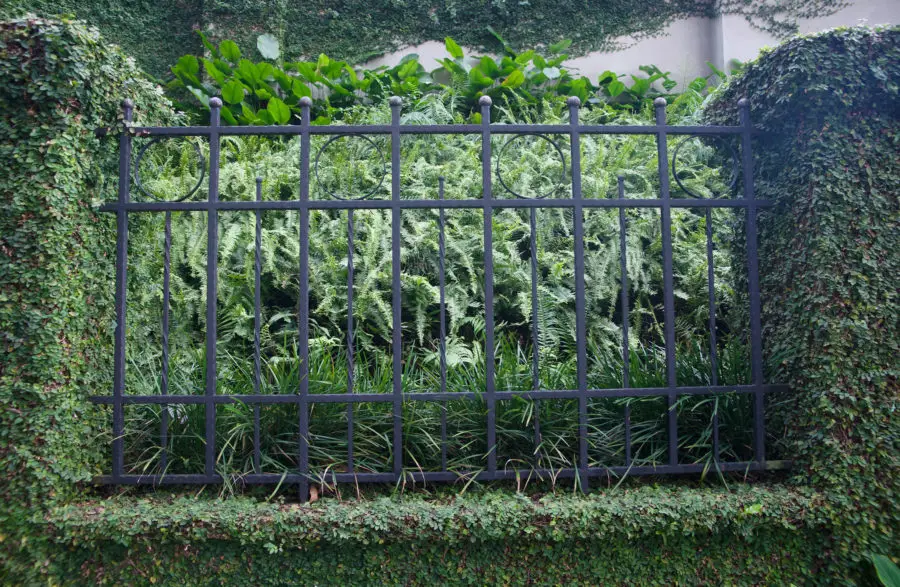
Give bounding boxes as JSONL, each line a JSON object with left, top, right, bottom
{"left": 3, "top": 0, "right": 847, "bottom": 78}
{"left": 1, "top": 13, "right": 897, "bottom": 585}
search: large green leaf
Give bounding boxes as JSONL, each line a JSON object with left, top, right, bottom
{"left": 548, "top": 39, "right": 572, "bottom": 54}
{"left": 257, "top": 34, "right": 281, "bottom": 60}
{"left": 501, "top": 69, "right": 525, "bottom": 89}
{"left": 267, "top": 97, "right": 291, "bottom": 125}
{"left": 445, "top": 37, "right": 463, "bottom": 59}
{"left": 874, "top": 555, "right": 900, "bottom": 587}
{"left": 220, "top": 40, "right": 241, "bottom": 62}
{"left": 222, "top": 80, "right": 245, "bottom": 104}
{"left": 176, "top": 55, "right": 199, "bottom": 76}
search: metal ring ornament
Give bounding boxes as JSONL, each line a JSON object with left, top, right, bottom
{"left": 671, "top": 135, "right": 740, "bottom": 199}
{"left": 495, "top": 133, "right": 567, "bottom": 199}
{"left": 313, "top": 134, "right": 387, "bottom": 200}
{"left": 134, "top": 137, "right": 206, "bottom": 202}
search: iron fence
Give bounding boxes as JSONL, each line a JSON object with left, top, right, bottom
{"left": 90, "top": 95, "right": 788, "bottom": 499}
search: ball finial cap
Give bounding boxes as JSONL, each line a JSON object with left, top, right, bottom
{"left": 653, "top": 97, "right": 667, "bottom": 108}
{"left": 209, "top": 97, "right": 223, "bottom": 108}
{"left": 299, "top": 96, "right": 313, "bottom": 107}
{"left": 737, "top": 98, "right": 749, "bottom": 108}
{"left": 389, "top": 96, "right": 403, "bottom": 106}
{"left": 478, "top": 95, "right": 492, "bottom": 107}
{"left": 121, "top": 98, "right": 134, "bottom": 109}
{"left": 566, "top": 96, "right": 581, "bottom": 107}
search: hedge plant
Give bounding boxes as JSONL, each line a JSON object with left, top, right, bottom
{"left": 0, "top": 15, "right": 177, "bottom": 581}
{"left": 705, "top": 24, "right": 900, "bottom": 578}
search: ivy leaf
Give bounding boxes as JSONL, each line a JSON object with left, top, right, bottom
{"left": 608, "top": 80, "right": 626, "bottom": 96}
{"left": 445, "top": 37, "right": 464, "bottom": 59}
{"left": 220, "top": 40, "right": 241, "bottom": 62}
{"left": 257, "top": 34, "right": 280, "bottom": 60}
{"left": 267, "top": 97, "right": 291, "bottom": 125}
{"left": 222, "top": 81, "right": 245, "bottom": 104}
{"left": 543, "top": 67, "right": 561, "bottom": 80}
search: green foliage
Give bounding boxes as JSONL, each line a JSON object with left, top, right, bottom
{"left": 873, "top": 555, "right": 900, "bottom": 587}
{"left": 170, "top": 31, "right": 719, "bottom": 123}
{"left": 116, "top": 98, "right": 762, "bottom": 481}
{"left": 44, "top": 486, "right": 825, "bottom": 584}
{"left": 3, "top": 15, "right": 897, "bottom": 586}
{"left": 2, "top": 1, "right": 845, "bottom": 78}
{"left": 0, "top": 15, "right": 177, "bottom": 582}
{"left": 706, "top": 24, "right": 900, "bottom": 581}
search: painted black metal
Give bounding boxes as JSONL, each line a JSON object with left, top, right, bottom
{"left": 94, "top": 95, "right": 786, "bottom": 496}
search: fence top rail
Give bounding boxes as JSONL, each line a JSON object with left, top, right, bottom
{"left": 122, "top": 123, "right": 750, "bottom": 137}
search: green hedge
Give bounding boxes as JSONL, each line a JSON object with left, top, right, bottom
{"left": 2, "top": 16, "right": 898, "bottom": 585}
{"left": 706, "top": 24, "right": 900, "bottom": 577}
{"left": 48, "top": 486, "right": 825, "bottom": 584}
{"left": 0, "top": 15, "right": 177, "bottom": 582}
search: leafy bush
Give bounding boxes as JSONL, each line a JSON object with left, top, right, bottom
{"left": 169, "top": 31, "right": 723, "bottom": 123}
{"left": 706, "top": 23, "right": 900, "bottom": 580}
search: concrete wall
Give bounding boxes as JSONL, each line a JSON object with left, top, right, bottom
{"left": 363, "top": 0, "right": 899, "bottom": 87}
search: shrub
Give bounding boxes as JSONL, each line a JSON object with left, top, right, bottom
{"left": 706, "top": 24, "right": 900, "bottom": 578}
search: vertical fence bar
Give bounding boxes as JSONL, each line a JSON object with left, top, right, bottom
{"left": 529, "top": 208, "right": 542, "bottom": 462}
{"left": 438, "top": 177, "right": 449, "bottom": 471}
{"left": 480, "top": 96, "right": 497, "bottom": 474}
{"left": 568, "top": 97, "right": 589, "bottom": 489}
{"left": 297, "top": 97, "right": 312, "bottom": 501}
{"left": 253, "top": 177, "right": 263, "bottom": 474}
{"left": 705, "top": 208, "right": 720, "bottom": 464}
{"left": 112, "top": 99, "right": 132, "bottom": 481}
{"left": 655, "top": 97, "right": 678, "bottom": 467}
{"left": 390, "top": 97, "right": 404, "bottom": 480}
{"left": 617, "top": 176, "right": 632, "bottom": 467}
{"left": 346, "top": 209, "right": 355, "bottom": 472}
{"left": 160, "top": 210, "right": 172, "bottom": 473}
{"left": 740, "top": 98, "right": 765, "bottom": 464}
{"left": 204, "top": 98, "right": 222, "bottom": 478}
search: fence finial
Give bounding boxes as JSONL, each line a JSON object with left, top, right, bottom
{"left": 653, "top": 97, "right": 667, "bottom": 108}
{"left": 566, "top": 96, "right": 581, "bottom": 107}
{"left": 209, "top": 97, "right": 223, "bottom": 108}
{"left": 389, "top": 96, "right": 403, "bottom": 107}
{"left": 478, "top": 95, "right": 492, "bottom": 107}
{"left": 299, "top": 96, "right": 312, "bottom": 108}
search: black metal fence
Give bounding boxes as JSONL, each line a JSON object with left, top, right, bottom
{"left": 90, "top": 95, "right": 787, "bottom": 499}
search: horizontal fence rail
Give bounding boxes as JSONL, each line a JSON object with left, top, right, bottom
{"left": 92, "top": 96, "right": 789, "bottom": 499}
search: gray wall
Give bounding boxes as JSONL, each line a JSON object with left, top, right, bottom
{"left": 364, "top": 0, "right": 899, "bottom": 87}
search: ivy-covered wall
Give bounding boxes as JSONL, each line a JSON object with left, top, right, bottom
{"left": 0, "top": 15, "right": 178, "bottom": 582}
{"left": 2, "top": 0, "right": 848, "bottom": 78}
{"left": 706, "top": 24, "right": 900, "bottom": 577}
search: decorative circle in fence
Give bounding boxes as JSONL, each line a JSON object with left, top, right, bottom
{"left": 134, "top": 137, "right": 206, "bottom": 202}
{"left": 314, "top": 134, "right": 387, "bottom": 200}
{"left": 495, "top": 133, "right": 567, "bottom": 199}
